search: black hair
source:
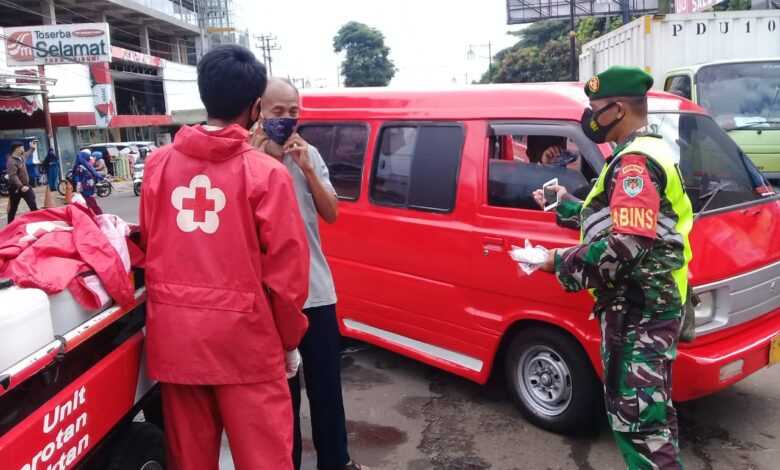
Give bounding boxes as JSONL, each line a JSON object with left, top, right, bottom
{"left": 197, "top": 45, "right": 268, "bottom": 121}
{"left": 9, "top": 141, "right": 24, "bottom": 153}
{"left": 526, "top": 135, "right": 567, "bottom": 163}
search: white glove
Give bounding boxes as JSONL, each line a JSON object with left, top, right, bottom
{"left": 508, "top": 239, "right": 549, "bottom": 275}
{"left": 285, "top": 349, "right": 301, "bottom": 379}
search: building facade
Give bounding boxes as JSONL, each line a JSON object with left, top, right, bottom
{"left": 0, "top": 0, "right": 247, "bottom": 176}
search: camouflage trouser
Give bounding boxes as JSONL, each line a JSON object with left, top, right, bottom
{"left": 600, "top": 308, "right": 683, "bottom": 470}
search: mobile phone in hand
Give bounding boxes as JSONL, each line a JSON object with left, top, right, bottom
{"left": 542, "top": 178, "right": 559, "bottom": 211}
{"left": 552, "top": 150, "right": 577, "bottom": 167}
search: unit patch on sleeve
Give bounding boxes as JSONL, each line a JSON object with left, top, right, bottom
{"left": 623, "top": 176, "right": 644, "bottom": 197}
{"left": 610, "top": 154, "right": 660, "bottom": 239}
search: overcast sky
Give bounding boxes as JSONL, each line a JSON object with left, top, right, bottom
{"left": 243, "top": 0, "right": 525, "bottom": 89}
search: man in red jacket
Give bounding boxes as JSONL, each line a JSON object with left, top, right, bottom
{"left": 139, "top": 45, "right": 310, "bottom": 470}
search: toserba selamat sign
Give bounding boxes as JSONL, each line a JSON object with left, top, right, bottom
{"left": 4, "top": 23, "right": 111, "bottom": 66}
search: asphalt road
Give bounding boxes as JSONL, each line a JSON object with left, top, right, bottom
{"left": 6, "top": 192, "right": 778, "bottom": 469}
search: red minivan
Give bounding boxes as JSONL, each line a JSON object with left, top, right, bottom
{"left": 297, "top": 84, "right": 780, "bottom": 434}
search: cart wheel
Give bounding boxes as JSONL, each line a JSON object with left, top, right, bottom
{"left": 107, "top": 422, "right": 165, "bottom": 470}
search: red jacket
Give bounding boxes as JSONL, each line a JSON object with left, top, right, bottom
{"left": 0, "top": 204, "right": 134, "bottom": 309}
{"left": 139, "top": 124, "right": 310, "bottom": 385}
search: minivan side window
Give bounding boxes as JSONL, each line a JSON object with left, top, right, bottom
{"left": 298, "top": 124, "right": 369, "bottom": 200}
{"left": 371, "top": 124, "right": 464, "bottom": 212}
{"left": 664, "top": 75, "right": 692, "bottom": 101}
{"left": 487, "top": 124, "right": 599, "bottom": 211}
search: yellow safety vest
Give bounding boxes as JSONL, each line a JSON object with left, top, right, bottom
{"left": 580, "top": 136, "right": 693, "bottom": 303}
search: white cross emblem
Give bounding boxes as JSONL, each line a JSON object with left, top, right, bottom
{"left": 171, "top": 175, "right": 226, "bottom": 234}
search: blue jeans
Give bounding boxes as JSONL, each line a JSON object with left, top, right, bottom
{"left": 289, "top": 304, "right": 350, "bottom": 470}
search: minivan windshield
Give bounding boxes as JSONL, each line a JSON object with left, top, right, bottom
{"left": 697, "top": 61, "right": 780, "bottom": 130}
{"left": 649, "top": 112, "right": 774, "bottom": 213}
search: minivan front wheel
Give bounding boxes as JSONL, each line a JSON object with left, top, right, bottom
{"left": 505, "top": 325, "right": 602, "bottom": 435}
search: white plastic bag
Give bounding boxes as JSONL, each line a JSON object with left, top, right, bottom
{"left": 508, "top": 239, "right": 549, "bottom": 275}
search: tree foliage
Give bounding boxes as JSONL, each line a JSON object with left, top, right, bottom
{"left": 712, "top": 0, "right": 752, "bottom": 10}
{"left": 486, "top": 17, "right": 628, "bottom": 84}
{"left": 333, "top": 21, "right": 396, "bottom": 87}
{"left": 513, "top": 20, "right": 570, "bottom": 48}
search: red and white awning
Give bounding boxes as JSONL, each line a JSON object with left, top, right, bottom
{"left": 0, "top": 95, "right": 40, "bottom": 116}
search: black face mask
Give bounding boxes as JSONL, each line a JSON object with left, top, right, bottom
{"left": 580, "top": 102, "right": 621, "bottom": 144}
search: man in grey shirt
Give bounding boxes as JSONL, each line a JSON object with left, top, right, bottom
{"left": 252, "top": 78, "right": 367, "bottom": 470}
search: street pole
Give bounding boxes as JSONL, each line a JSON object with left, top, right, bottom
{"left": 621, "top": 0, "right": 630, "bottom": 25}
{"left": 488, "top": 42, "right": 493, "bottom": 82}
{"left": 570, "top": 0, "right": 577, "bottom": 81}
{"left": 38, "top": 66, "right": 55, "bottom": 151}
{"left": 39, "top": 1, "right": 56, "bottom": 151}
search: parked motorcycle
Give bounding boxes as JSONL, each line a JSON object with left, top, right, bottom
{"left": 132, "top": 162, "right": 144, "bottom": 196}
{"left": 133, "top": 147, "right": 147, "bottom": 197}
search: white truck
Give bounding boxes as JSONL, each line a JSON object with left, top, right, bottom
{"left": 579, "top": 11, "right": 780, "bottom": 183}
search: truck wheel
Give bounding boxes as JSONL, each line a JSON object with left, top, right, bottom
{"left": 504, "top": 325, "right": 602, "bottom": 435}
{"left": 107, "top": 422, "right": 166, "bottom": 470}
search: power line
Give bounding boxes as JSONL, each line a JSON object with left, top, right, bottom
{"left": 253, "top": 33, "right": 280, "bottom": 76}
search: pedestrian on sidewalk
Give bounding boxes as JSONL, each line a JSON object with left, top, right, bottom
{"left": 72, "top": 150, "right": 105, "bottom": 215}
{"left": 251, "top": 77, "right": 368, "bottom": 470}
{"left": 24, "top": 143, "right": 40, "bottom": 188}
{"left": 44, "top": 147, "right": 61, "bottom": 193}
{"left": 140, "top": 45, "right": 310, "bottom": 470}
{"left": 5, "top": 140, "right": 39, "bottom": 223}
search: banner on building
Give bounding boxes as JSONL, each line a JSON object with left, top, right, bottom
{"left": 89, "top": 63, "right": 115, "bottom": 128}
{"left": 111, "top": 46, "right": 163, "bottom": 68}
{"left": 4, "top": 23, "right": 111, "bottom": 66}
{"left": 674, "top": 0, "right": 725, "bottom": 13}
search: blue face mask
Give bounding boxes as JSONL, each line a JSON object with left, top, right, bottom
{"left": 263, "top": 118, "right": 298, "bottom": 145}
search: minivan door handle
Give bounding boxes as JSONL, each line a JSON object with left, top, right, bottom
{"left": 482, "top": 236, "right": 505, "bottom": 253}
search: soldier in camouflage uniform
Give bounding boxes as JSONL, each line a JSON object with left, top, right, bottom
{"left": 537, "top": 66, "right": 693, "bottom": 470}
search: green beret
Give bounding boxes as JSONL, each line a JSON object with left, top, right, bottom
{"left": 584, "top": 66, "right": 654, "bottom": 100}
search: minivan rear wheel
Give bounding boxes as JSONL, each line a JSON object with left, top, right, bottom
{"left": 505, "top": 325, "right": 602, "bottom": 435}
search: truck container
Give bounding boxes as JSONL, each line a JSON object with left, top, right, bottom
{"left": 579, "top": 11, "right": 780, "bottom": 183}
{"left": 579, "top": 11, "right": 780, "bottom": 84}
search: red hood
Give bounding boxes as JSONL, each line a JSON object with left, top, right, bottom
{"left": 173, "top": 124, "right": 255, "bottom": 162}
{"left": 689, "top": 198, "right": 780, "bottom": 285}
